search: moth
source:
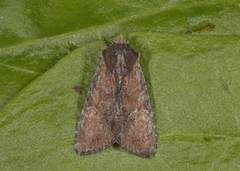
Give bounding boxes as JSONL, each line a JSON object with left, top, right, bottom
{"left": 74, "top": 35, "right": 157, "bottom": 158}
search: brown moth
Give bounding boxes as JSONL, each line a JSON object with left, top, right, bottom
{"left": 74, "top": 35, "right": 157, "bottom": 158}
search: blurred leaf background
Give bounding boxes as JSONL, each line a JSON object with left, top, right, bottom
{"left": 0, "top": 0, "right": 240, "bottom": 170}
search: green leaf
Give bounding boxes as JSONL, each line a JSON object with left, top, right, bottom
{"left": 1, "top": 1, "right": 240, "bottom": 170}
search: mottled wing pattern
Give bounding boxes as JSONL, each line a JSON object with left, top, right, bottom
{"left": 74, "top": 56, "right": 119, "bottom": 155}
{"left": 118, "top": 56, "right": 157, "bottom": 158}
{"left": 75, "top": 35, "right": 157, "bottom": 157}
